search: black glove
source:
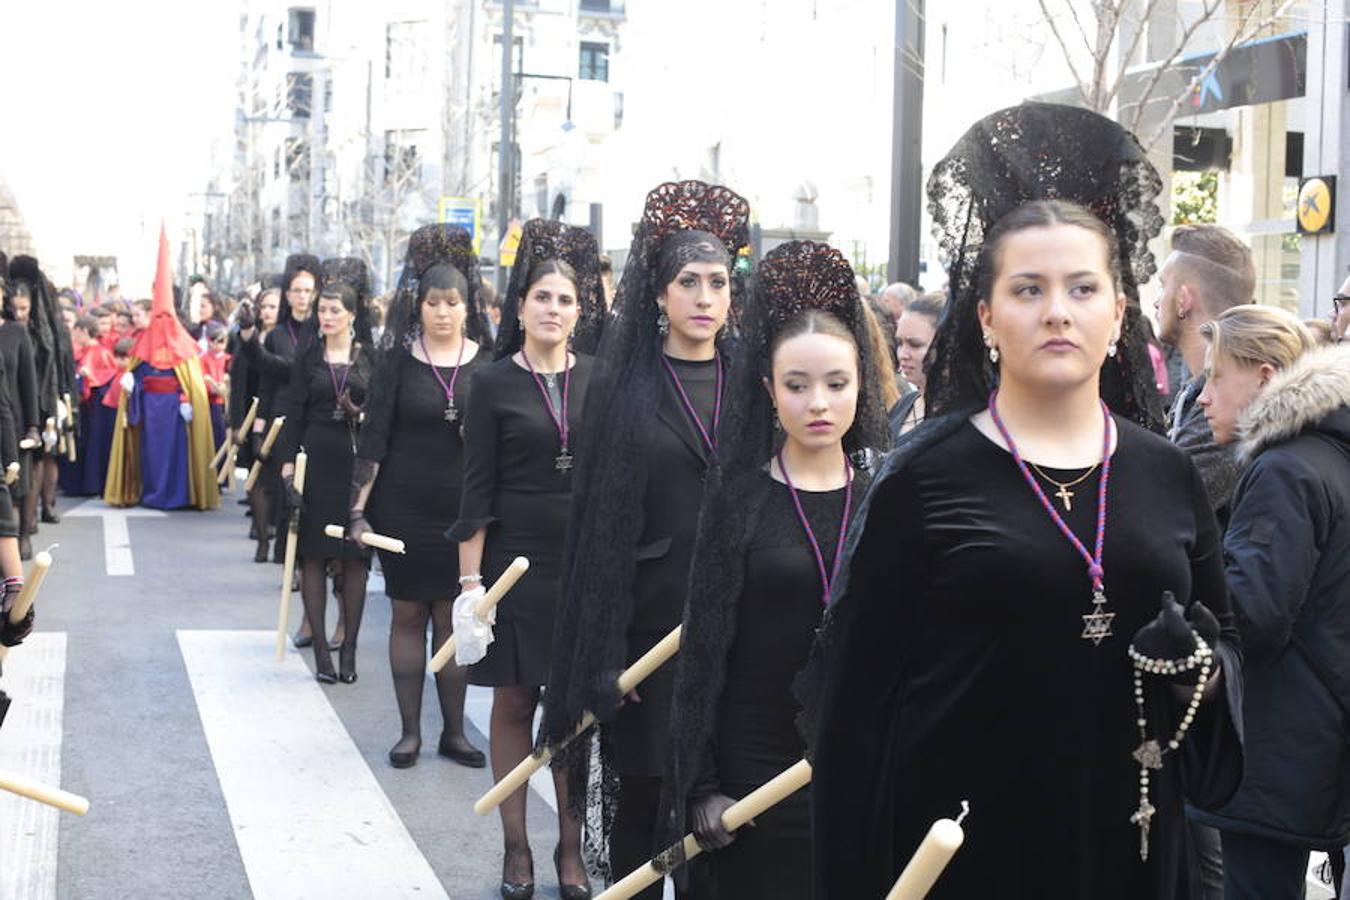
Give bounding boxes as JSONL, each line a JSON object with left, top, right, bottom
{"left": 690, "top": 793, "right": 740, "bottom": 851}
{"left": 0, "top": 606, "right": 34, "bottom": 648}
{"left": 1132, "top": 591, "right": 1220, "bottom": 679}
{"left": 236, "top": 301, "right": 255, "bottom": 332}
{"left": 282, "top": 473, "right": 304, "bottom": 511}
{"left": 346, "top": 513, "right": 372, "bottom": 547}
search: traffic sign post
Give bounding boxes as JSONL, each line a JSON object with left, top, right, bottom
{"left": 438, "top": 196, "right": 482, "bottom": 253}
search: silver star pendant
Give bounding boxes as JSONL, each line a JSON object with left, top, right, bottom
{"left": 1081, "top": 596, "right": 1115, "bottom": 645}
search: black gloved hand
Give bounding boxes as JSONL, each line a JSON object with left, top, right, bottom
{"left": 236, "top": 301, "right": 255, "bottom": 332}
{"left": 346, "top": 513, "right": 372, "bottom": 547}
{"left": 1132, "top": 591, "right": 1219, "bottom": 679}
{"left": 690, "top": 793, "right": 740, "bottom": 851}
{"left": 0, "top": 606, "right": 34, "bottom": 648}
{"left": 282, "top": 474, "right": 304, "bottom": 511}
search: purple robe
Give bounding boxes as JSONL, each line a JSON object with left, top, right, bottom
{"left": 126, "top": 364, "right": 189, "bottom": 509}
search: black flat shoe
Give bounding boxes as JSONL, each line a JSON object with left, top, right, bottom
{"left": 40, "top": 508, "right": 58, "bottom": 524}
{"left": 254, "top": 542, "right": 270, "bottom": 563}
{"left": 553, "top": 845, "right": 591, "bottom": 900}
{"left": 338, "top": 670, "right": 357, "bottom": 684}
{"left": 315, "top": 670, "right": 337, "bottom": 685}
{"left": 438, "top": 733, "right": 486, "bottom": 768}
{"left": 292, "top": 633, "right": 313, "bottom": 649}
{"left": 501, "top": 847, "right": 534, "bottom": 900}
{"left": 388, "top": 738, "right": 420, "bottom": 769}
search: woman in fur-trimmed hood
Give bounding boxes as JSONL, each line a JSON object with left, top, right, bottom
{"left": 1188, "top": 306, "right": 1350, "bottom": 895}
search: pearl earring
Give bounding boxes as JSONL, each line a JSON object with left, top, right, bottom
{"left": 1107, "top": 338, "right": 1119, "bottom": 358}
{"left": 984, "top": 334, "right": 999, "bottom": 364}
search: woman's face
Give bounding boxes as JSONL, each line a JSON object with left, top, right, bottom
{"left": 977, "top": 223, "right": 1125, "bottom": 396}
{"left": 287, "top": 272, "right": 316, "bottom": 319}
{"left": 198, "top": 296, "right": 215, "bottom": 322}
{"left": 767, "top": 332, "right": 859, "bottom": 453}
{"left": 316, "top": 296, "right": 352, "bottom": 338}
{"left": 895, "top": 310, "right": 937, "bottom": 390}
{"left": 1197, "top": 348, "right": 1272, "bottom": 444}
{"left": 258, "top": 294, "right": 280, "bottom": 328}
{"left": 658, "top": 262, "right": 731, "bottom": 350}
{"left": 13, "top": 294, "right": 31, "bottom": 324}
{"left": 519, "top": 272, "right": 579, "bottom": 349}
{"left": 421, "top": 287, "right": 467, "bottom": 341}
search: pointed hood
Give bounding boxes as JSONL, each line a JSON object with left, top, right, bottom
{"left": 132, "top": 225, "right": 199, "bottom": 370}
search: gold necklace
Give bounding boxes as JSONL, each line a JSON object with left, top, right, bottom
{"left": 1026, "top": 461, "right": 1099, "bottom": 512}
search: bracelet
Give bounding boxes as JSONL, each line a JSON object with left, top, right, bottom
{"left": 458, "top": 574, "right": 482, "bottom": 585}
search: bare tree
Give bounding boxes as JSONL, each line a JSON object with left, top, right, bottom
{"left": 337, "top": 132, "right": 435, "bottom": 291}
{"left": 1035, "top": 0, "right": 1297, "bottom": 148}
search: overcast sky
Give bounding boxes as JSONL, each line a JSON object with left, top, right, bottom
{"left": 1, "top": 0, "right": 237, "bottom": 289}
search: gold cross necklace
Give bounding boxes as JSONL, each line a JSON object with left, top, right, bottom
{"left": 1026, "top": 461, "right": 1100, "bottom": 512}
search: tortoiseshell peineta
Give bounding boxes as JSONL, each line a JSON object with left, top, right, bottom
{"left": 637, "top": 180, "right": 751, "bottom": 258}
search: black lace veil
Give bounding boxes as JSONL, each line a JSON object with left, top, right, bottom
{"left": 924, "top": 102, "right": 1166, "bottom": 431}
{"left": 494, "top": 219, "right": 605, "bottom": 360}
{"left": 9, "top": 255, "right": 71, "bottom": 420}
{"left": 320, "top": 257, "right": 374, "bottom": 347}
{"left": 539, "top": 181, "right": 750, "bottom": 880}
{"left": 659, "top": 240, "right": 890, "bottom": 875}
{"left": 276, "top": 253, "right": 323, "bottom": 328}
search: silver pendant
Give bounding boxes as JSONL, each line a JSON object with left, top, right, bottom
{"left": 1132, "top": 740, "right": 1164, "bottom": 770}
{"left": 1081, "top": 590, "right": 1115, "bottom": 645}
{"left": 1130, "top": 799, "right": 1155, "bottom": 861}
{"left": 555, "top": 450, "right": 573, "bottom": 472}
{"left": 444, "top": 404, "right": 458, "bottom": 423}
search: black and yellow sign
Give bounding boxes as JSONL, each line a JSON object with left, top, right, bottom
{"left": 1297, "top": 176, "right": 1336, "bottom": 235}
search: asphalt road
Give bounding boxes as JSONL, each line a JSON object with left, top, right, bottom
{"left": 0, "top": 492, "right": 569, "bottom": 900}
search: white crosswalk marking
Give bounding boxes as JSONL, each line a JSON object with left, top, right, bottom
{"left": 0, "top": 633, "right": 68, "bottom": 900}
{"left": 64, "top": 499, "right": 167, "bottom": 576}
{"left": 178, "top": 629, "right": 448, "bottom": 900}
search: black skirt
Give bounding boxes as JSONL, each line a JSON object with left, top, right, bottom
{"left": 369, "top": 480, "right": 458, "bottom": 603}
{"left": 297, "top": 418, "right": 366, "bottom": 561}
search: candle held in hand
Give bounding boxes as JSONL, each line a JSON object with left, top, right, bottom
{"left": 886, "top": 802, "right": 969, "bottom": 900}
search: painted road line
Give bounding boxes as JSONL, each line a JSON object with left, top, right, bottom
{"left": 64, "top": 500, "right": 166, "bottom": 576}
{"left": 178, "top": 630, "right": 448, "bottom": 900}
{"left": 0, "top": 633, "right": 68, "bottom": 900}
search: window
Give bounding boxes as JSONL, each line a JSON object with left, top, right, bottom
{"left": 385, "top": 20, "right": 429, "bottom": 82}
{"left": 384, "top": 129, "right": 424, "bottom": 186}
{"left": 579, "top": 0, "right": 610, "bottom": 11}
{"left": 286, "top": 72, "right": 313, "bottom": 118}
{"left": 287, "top": 8, "right": 315, "bottom": 51}
{"left": 285, "top": 138, "right": 310, "bottom": 181}
{"left": 579, "top": 41, "right": 609, "bottom": 82}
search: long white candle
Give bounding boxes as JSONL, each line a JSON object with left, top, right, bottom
{"left": 886, "top": 802, "right": 969, "bottom": 900}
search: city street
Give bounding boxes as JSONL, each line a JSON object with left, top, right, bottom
{"left": 0, "top": 490, "right": 584, "bottom": 899}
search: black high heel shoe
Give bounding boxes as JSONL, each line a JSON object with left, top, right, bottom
{"left": 314, "top": 670, "right": 337, "bottom": 685}
{"left": 553, "top": 845, "right": 591, "bottom": 900}
{"left": 500, "top": 846, "right": 534, "bottom": 900}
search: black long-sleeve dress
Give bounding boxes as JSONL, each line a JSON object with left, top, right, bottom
{"left": 811, "top": 414, "right": 1244, "bottom": 899}
{"left": 690, "top": 472, "right": 865, "bottom": 898}
{"left": 449, "top": 354, "right": 592, "bottom": 687}
{"left": 360, "top": 347, "right": 484, "bottom": 602}
{"left": 0, "top": 324, "right": 38, "bottom": 503}
{"left": 277, "top": 342, "right": 374, "bottom": 561}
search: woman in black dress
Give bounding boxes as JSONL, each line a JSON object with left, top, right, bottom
{"left": 348, "top": 225, "right": 488, "bottom": 769}
{"left": 659, "top": 241, "right": 889, "bottom": 899}
{"left": 448, "top": 219, "right": 601, "bottom": 900}
{"left": 230, "top": 284, "right": 279, "bottom": 556}
{"left": 239, "top": 255, "right": 320, "bottom": 565}
{"left": 0, "top": 287, "right": 40, "bottom": 558}
{"left": 539, "top": 180, "right": 750, "bottom": 896}
{"left": 278, "top": 276, "right": 373, "bottom": 684}
{"left": 809, "top": 105, "right": 1244, "bottom": 900}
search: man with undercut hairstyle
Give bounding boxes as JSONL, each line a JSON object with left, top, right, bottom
{"left": 1156, "top": 223, "right": 1254, "bottom": 528}
{"left": 1154, "top": 223, "right": 1255, "bottom": 900}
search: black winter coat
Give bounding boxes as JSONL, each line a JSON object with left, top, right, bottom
{"left": 1193, "top": 344, "right": 1350, "bottom": 849}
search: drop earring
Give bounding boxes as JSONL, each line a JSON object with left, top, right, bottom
{"left": 984, "top": 332, "right": 999, "bottom": 364}
{"left": 1107, "top": 337, "right": 1119, "bottom": 357}
{"left": 656, "top": 309, "right": 670, "bottom": 337}
{"left": 772, "top": 410, "right": 782, "bottom": 431}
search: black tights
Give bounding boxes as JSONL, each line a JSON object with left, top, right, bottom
{"left": 248, "top": 484, "right": 272, "bottom": 552}
{"left": 491, "top": 685, "right": 585, "bottom": 885}
{"left": 302, "top": 557, "right": 367, "bottom": 677}
{"left": 387, "top": 598, "right": 473, "bottom": 754}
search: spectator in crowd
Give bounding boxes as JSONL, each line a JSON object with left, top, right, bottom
{"left": 1189, "top": 305, "right": 1348, "bottom": 900}
{"left": 1333, "top": 273, "right": 1350, "bottom": 342}
{"left": 1156, "top": 223, "right": 1254, "bottom": 528}
{"left": 1305, "top": 318, "right": 1336, "bottom": 346}
{"left": 877, "top": 281, "right": 915, "bottom": 319}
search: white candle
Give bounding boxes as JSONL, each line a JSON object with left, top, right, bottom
{"left": 886, "top": 802, "right": 969, "bottom": 900}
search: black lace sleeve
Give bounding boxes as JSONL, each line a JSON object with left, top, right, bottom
{"left": 356, "top": 346, "right": 404, "bottom": 465}
{"left": 447, "top": 364, "right": 499, "bottom": 540}
{"left": 275, "top": 346, "right": 311, "bottom": 466}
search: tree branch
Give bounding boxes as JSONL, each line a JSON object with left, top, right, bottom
{"left": 1138, "top": 0, "right": 1298, "bottom": 150}
{"left": 1105, "top": 0, "right": 1166, "bottom": 109}
{"left": 1037, "top": 0, "right": 1096, "bottom": 108}
{"left": 1123, "top": 0, "right": 1224, "bottom": 135}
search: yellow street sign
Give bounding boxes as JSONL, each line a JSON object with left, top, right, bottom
{"left": 499, "top": 219, "right": 524, "bottom": 267}
{"left": 1298, "top": 176, "right": 1336, "bottom": 235}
